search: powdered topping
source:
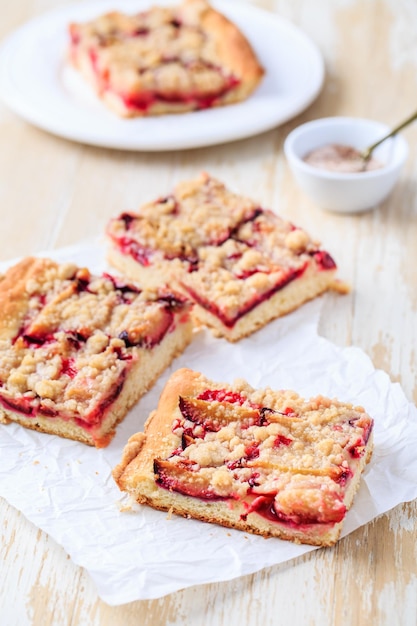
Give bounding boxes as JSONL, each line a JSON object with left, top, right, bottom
{"left": 303, "top": 144, "right": 384, "bottom": 173}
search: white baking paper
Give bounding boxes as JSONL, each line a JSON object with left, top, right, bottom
{"left": 1, "top": 239, "right": 417, "bottom": 605}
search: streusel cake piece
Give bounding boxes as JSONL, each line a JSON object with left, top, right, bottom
{"left": 107, "top": 173, "right": 347, "bottom": 341}
{"left": 0, "top": 258, "right": 192, "bottom": 447}
{"left": 113, "top": 368, "right": 374, "bottom": 547}
{"left": 68, "top": 0, "right": 264, "bottom": 117}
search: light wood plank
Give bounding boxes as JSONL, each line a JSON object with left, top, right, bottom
{"left": 0, "top": 0, "right": 416, "bottom": 624}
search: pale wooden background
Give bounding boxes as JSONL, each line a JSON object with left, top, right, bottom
{"left": 1, "top": 1, "right": 417, "bottom": 625}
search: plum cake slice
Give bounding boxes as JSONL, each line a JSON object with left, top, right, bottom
{"left": 107, "top": 173, "right": 347, "bottom": 342}
{"left": 113, "top": 368, "right": 374, "bottom": 547}
{"left": 0, "top": 257, "right": 192, "bottom": 447}
{"left": 68, "top": 0, "right": 264, "bottom": 117}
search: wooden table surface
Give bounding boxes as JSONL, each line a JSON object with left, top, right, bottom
{"left": 1, "top": 1, "right": 417, "bottom": 624}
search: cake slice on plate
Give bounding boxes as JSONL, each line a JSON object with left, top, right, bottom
{"left": 107, "top": 173, "right": 348, "bottom": 341}
{"left": 113, "top": 368, "right": 374, "bottom": 547}
{"left": 0, "top": 258, "right": 192, "bottom": 447}
{"left": 68, "top": 0, "right": 264, "bottom": 117}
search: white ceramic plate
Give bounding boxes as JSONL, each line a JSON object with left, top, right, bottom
{"left": 0, "top": 0, "right": 324, "bottom": 151}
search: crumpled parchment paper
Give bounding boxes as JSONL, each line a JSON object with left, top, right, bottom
{"left": 1, "top": 240, "right": 416, "bottom": 605}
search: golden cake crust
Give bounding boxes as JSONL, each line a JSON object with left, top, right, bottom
{"left": 69, "top": 0, "right": 264, "bottom": 117}
{"left": 0, "top": 257, "right": 54, "bottom": 341}
{"left": 199, "top": 1, "right": 264, "bottom": 87}
{"left": 114, "top": 368, "right": 374, "bottom": 546}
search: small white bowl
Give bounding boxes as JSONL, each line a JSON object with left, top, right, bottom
{"left": 284, "top": 116, "right": 409, "bottom": 213}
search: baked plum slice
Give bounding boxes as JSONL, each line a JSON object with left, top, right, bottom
{"left": 154, "top": 458, "right": 227, "bottom": 501}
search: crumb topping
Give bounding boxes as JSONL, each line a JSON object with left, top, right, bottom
{"left": 107, "top": 174, "right": 336, "bottom": 325}
{"left": 0, "top": 258, "right": 190, "bottom": 426}
{"left": 69, "top": 0, "right": 249, "bottom": 108}
{"left": 154, "top": 374, "right": 373, "bottom": 525}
